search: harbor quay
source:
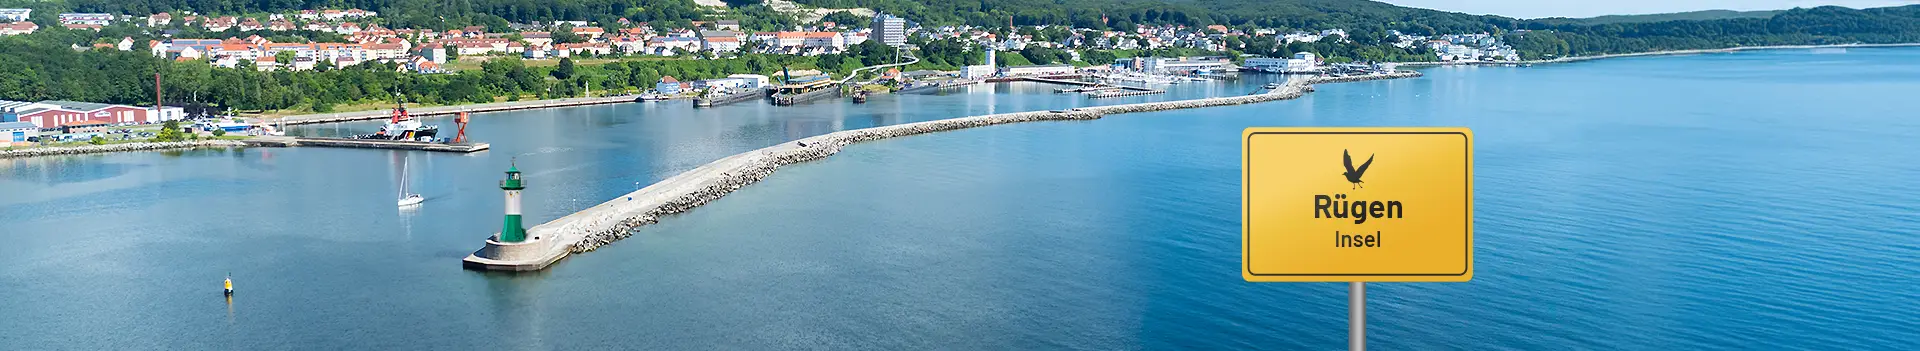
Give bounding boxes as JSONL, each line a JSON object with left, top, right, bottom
{"left": 276, "top": 96, "right": 636, "bottom": 126}
{"left": 463, "top": 71, "right": 1421, "bottom": 271}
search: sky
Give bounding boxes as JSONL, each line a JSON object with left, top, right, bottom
{"left": 1378, "top": 0, "right": 1920, "bottom": 18}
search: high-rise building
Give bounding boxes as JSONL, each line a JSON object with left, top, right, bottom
{"left": 871, "top": 13, "right": 906, "bottom": 47}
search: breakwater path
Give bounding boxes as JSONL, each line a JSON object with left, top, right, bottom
{"left": 482, "top": 71, "right": 1421, "bottom": 266}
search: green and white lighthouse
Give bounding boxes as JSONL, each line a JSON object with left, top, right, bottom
{"left": 499, "top": 162, "right": 527, "bottom": 242}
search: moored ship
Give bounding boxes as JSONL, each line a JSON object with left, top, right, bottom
{"left": 353, "top": 102, "right": 439, "bottom": 142}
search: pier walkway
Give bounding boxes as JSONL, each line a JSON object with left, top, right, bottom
{"left": 276, "top": 96, "right": 634, "bottom": 126}
{"left": 243, "top": 136, "right": 490, "bottom": 153}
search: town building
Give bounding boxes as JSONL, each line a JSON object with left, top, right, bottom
{"left": 59, "top": 13, "right": 114, "bottom": 26}
{"left": 871, "top": 13, "right": 907, "bottom": 47}
{"left": 571, "top": 26, "right": 605, "bottom": 40}
{"left": 961, "top": 49, "right": 996, "bottom": 79}
{"left": 727, "top": 74, "right": 770, "bottom": 89}
{"left": 692, "top": 77, "right": 750, "bottom": 91}
{"left": 646, "top": 37, "right": 701, "bottom": 56}
{"left": 655, "top": 76, "right": 685, "bottom": 94}
{"left": 702, "top": 36, "right": 740, "bottom": 53}
{"left": 1, "top": 121, "right": 39, "bottom": 145}
{"left": 0, "top": 21, "right": 36, "bottom": 36}
{"left": 0, "top": 100, "right": 184, "bottom": 130}
{"left": 0, "top": 8, "right": 29, "bottom": 22}
{"left": 1141, "top": 56, "right": 1232, "bottom": 74}
{"left": 204, "top": 16, "right": 235, "bottom": 31}
{"left": 999, "top": 64, "right": 1074, "bottom": 77}
{"left": 147, "top": 12, "right": 172, "bottom": 27}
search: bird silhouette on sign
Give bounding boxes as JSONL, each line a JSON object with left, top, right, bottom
{"left": 1343, "top": 149, "right": 1374, "bottom": 189}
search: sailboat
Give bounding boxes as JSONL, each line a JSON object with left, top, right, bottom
{"left": 397, "top": 155, "right": 424, "bottom": 207}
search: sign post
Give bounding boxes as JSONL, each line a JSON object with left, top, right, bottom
{"left": 1241, "top": 127, "right": 1475, "bottom": 350}
{"left": 1351, "top": 282, "right": 1364, "bottom": 350}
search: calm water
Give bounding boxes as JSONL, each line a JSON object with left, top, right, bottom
{"left": 4, "top": 48, "right": 1918, "bottom": 349}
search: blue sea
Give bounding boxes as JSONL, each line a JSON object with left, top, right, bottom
{"left": 2, "top": 48, "right": 1916, "bottom": 349}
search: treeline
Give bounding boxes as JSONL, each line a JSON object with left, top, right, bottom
{"left": 0, "top": 28, "right": 823, "bottom": 115}
{"left": 12, "top": 0, "right": 716, "bottom": 32}
{"left": 1504, "top": 6, "right": 1920, "bottom": 59}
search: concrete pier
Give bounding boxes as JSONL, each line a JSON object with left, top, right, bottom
{"left": 462, "top": 70, "right": 1424, "bottom": 271}
{"left": 243, "top": 136, "right": 489, "bottom": 153}
{"left": 897, "top": 79, "right": 982, "bottom": 94}
{"left": 463, "top": 235, "right": 570, "bottom": 271}
{"left": 276, "top": 96, "right": 634, "bottom": 126}
{"left": 1086, "top": 89, "right": 1167, "bottom": 98}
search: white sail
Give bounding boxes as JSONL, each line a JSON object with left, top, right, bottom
{"left": 398, "top": 154, "right": 423, "bottom": 206}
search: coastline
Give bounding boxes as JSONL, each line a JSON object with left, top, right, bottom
{"left": 489, "top": 72, "right": 1420, "bottom": 266}
{"left": 0, "top": 140, "right": 248, "bottom": 159}
{"left": 1396, "top": 42, "right": 1920, "bottom": 67}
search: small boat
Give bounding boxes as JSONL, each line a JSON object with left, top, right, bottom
{"left": 852, "top": 91, "right": 868, "bottom": 103}
{"left": 398, "top": 194, "right": 424, "bottom": 207}
{"left": 224, "top": 275, "right": 233, "bottom": 296}
{"left": 397, "top": 155, "right": 423, "bottom": 207}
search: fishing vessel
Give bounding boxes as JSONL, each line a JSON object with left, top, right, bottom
{"left": 353, "top": 100, "right": 439, "bottom": 142}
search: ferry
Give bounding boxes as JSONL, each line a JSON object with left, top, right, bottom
{"left": 352, "top": 102, "right": 439, "bottom": 142}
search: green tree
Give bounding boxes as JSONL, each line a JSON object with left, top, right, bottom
{"left": 553, "top": 57, "right": 576, "bottom": 80}
{"left": 155, "top": 120, "right": 185, "bottom": 142}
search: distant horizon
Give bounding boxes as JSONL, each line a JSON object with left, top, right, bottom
{"left": 1378, "top": 0, "right": 1920, "bottom": 19}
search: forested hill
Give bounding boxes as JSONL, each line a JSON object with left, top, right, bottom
{"left": 1534, "top": 10, "right": 1783, "bottom": 26}
{"left": 801, "top": 0, "right": 1920, "bottom": 59}
{"left": 1503, "top": 5, "right": 1920, "bottom": 59}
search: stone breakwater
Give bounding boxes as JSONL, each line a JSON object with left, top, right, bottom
{"left": 563, "top": 109, "right": 1105, "bottom": 252}
{"left": 514, "top": 72, "right": 1420, "bottom": 260}
{"left": 1304, "top": 71, "right": 1424, "bottom": 85}
{"left": 0, "top": 140, "right": 247, "bottom": 159}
